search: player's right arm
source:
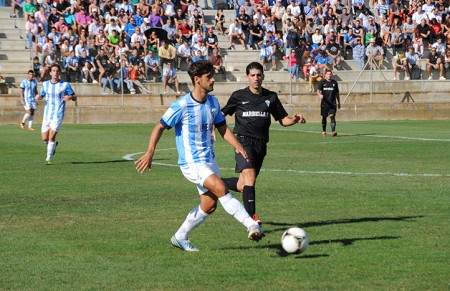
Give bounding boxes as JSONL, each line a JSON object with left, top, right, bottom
{"left": 135, "top": 122, "right": 166, "bottom": 173}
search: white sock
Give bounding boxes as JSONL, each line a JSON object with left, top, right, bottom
{"left": 175, "top": 205, "right": 208, "bottom": 240}
{"left": 28, "top": 115, "right": 34, "bottom": 128}
{"left": 46, "top": 141, "right": 56, "bottom": 161}
{"left": 219, "top": 193, "right": 257, "bottom": 229}
{"left": 22, "top": 114, "right": 29, "bottom": 123}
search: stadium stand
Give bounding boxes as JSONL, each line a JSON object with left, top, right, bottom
{"left": 0, "top": 0, "right": 450, "bottom": 124}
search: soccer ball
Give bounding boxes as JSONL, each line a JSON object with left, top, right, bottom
{"left": 281, "top": 227, "right": 309, "bottom": 254}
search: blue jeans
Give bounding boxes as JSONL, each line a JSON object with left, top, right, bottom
{"left": 288, "top": 64, "right": 299, "bottom": 80}
{"left": 26, "top": 33, "right": 34, "bottom": 48}
{"left": 101, "top": 77, "right": 114, "bottom": 93}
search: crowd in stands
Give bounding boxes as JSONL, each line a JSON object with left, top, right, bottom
{"left": 7, "top": 0, "right": 450, "bottom": 94}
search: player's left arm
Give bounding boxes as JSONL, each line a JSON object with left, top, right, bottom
{"left": 279, "top": 114, "right": 306, "bottom": 126}
{"left": 63, "top": 84, "right": 77, "bottom": 102}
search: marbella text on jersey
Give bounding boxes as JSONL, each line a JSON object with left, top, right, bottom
{"left": 242, "top": 111, "right": 269, "bottom": 117}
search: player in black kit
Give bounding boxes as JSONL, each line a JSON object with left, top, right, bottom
{"left": 317, "top": 69, "right": 341, "bottom": 137}
{"left": 221, "top": 62, "right": 306, "bottom": 225}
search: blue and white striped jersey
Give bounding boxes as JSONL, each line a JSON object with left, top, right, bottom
{"left": 40, "top": 80, "right": 75, "bottom": 121}
{"left": 160, "top": 92, "right": 226, "bottom": 167}
{"left": 20, "top": 78, "right": 38, "bottom": 104}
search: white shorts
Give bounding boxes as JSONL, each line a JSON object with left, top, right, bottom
{"left": 24, "top": 102, "right": 36, "bottom": 111}
{"left": 180, "top": 161, "right": 220, "bottom": 194}
{"left": 41, "top": 119, "right": 63, "bottom": 133}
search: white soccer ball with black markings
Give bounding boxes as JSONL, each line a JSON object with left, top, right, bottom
{"left": 281, "top": 227, "right": 309, "bottom": 254}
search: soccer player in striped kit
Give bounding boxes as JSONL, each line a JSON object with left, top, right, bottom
{"left": 36, "top": 64, "right": 77, "bottom": 165}
{"left": 20, "top": 70, "right": 39, "bottom": 131}
{"left": 135, "top": 60, "right": 263, "bottom": 252}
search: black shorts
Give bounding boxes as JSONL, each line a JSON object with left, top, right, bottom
{"left": 235, "top": 135, "right": 267, "bottom": 177}
{"left": 321, "top": 102, "right": 337, "bottom": 117}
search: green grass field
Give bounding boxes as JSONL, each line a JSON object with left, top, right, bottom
{"left": 1, "top": 120, "right": 449, "bottom": 290}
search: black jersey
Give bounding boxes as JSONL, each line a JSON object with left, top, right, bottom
{"left": 318, "top": 78, "right": 339, "bottom": 107}
{"left": 221, "top": 87, "right": 288, "bottom": 142}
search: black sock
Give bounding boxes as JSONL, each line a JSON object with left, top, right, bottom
{"left": 322, "top": 116, "right": 327, "bottom": 132}
{"left": 222, "top": 177, "right": 239, "bottom": 192}
{"left": 242, "top": 186, "right": 255, "bottom": 217}
{"left": 331, "top": 116, "right": 336, "bottom": 132}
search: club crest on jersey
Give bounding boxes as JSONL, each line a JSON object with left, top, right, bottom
{"left": 265, "top": 100, "right": 270, "bottom": 107}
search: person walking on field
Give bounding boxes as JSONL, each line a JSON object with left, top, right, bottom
{"left": 135, "top": 60, "right": 263, "bottom": 252}
{"left": 20, "top": 70, "right": 39, "bottom": 131}
{"left": 220, "top": 62, "right": 306, "bottom": 225}
{"left": 36, "top": 64, "right": 77, "bottom": 165}
{"left": 317, "top": 69, "right": 340, "bottom": 137}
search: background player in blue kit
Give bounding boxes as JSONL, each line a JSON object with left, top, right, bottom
{"left": 37, "top": 64, "right": 77, "bottom": 165}
{"left": 135, "top": 60, "right": 263, "bottom": 252}
{"left": 19, "top": 70, "right": 39, "bottom": 131}
{"left": 221, "top": 62, "right": 306, "bottom": 225}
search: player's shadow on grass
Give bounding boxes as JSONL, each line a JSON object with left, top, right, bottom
{"left": 263, "top": 215, "right": 424, "bottom": 234}
{"left": 222, "top": 235, "right": 398, "bottom": 258}
{"left": 70, "top": 158, "right": 170, "bottom": 165}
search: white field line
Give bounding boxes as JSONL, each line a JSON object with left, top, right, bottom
{"left": 123, "top": 152, "right": 450, "bottom": 178}
{"left": 271, "top": 128, "right": 450, "bottom": 142}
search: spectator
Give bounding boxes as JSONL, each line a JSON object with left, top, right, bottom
{"left": 79, "top": 50, "right": 98, "bottom": 83}
{"left": 353, "top": 38, "right": 366, "bottom": 70}
{"left": 130, "top": 26, "right": 147, "bottom": 49}
{"left": 66, "top": 50, "right": 80, "bottom": 82}
{"left": 215, "top": 9, "right": 226, "bottom": 35}
{"left": 417, "top": 19, "right": 431, "bottom": 45}
{"left": 105, "top": 18, "right": 122, "bottom": 37}
{"left": 412, "top": 28, "right": 424, "bottom": 57}
{"left": 412, "top": 5, "right": 426, "bottom": 26}
{"left": 431, "top": 37, "right": 445, "bottom": 55}
{"left": 343, "top": 28, "right": 358, "bottom": 59}
{"left": 285, "top": 49, "right": 299, "bottom": 81}
{"left": 34, "top": 6, "right": 49, "bottom": 34}
{"left": 248, "top": 18, "right": 264, "bottom": 50}
{"left": 228, "top": 18, "right": 246, "bottom": 50}
{"left": 101, "top": 62, "right": 117, "bottom": 94}
{"left": 429, "top": 18, "right": 442, "bottom": 44}
{"left": 391, "top": 26, "right": 406, "bottom": 55}
{"left": 148, "top": 9, "right": 164, "bottom": 27}
{"left": 95, "top": 49, "right": 109, "bottom": 84}
{"left": 315, "top": 48, "right": 331, "bottom": 73}
{"left": 205, "top": 28, "right": 219, "bottom": 55}
{"left": 190, "top": 8, "right": 205, "bottom": 32}
{"left": 162, "top": 62, "right": 181, "bottom": 94}
{"left": 134, "top": 8, "right": 145, "bottom": 26}
{"left": 192, "top": 49, "right": 207, "bottom": 62}
{"left": 405, "top": 46, "right": 421, "bottom": 80}
{"left": 123, "top": 17, "right": 137, "bottom": 45}
{"left": 380, "top": 19, "right": 391, "bottom": 47}
{"left": 238, "top": 7, "right": 251, "bottom": 41}
{"left": 302, "top": 51, "right": 313, "bottom": 81}
{"left": 23, "top": 0, "right": 37, "bottom": 21}
{"left": 210, "top": 48, "right": 226, "bottom": 82}
{"left": 55, "top": 15, "right": 69, "bottom": 34}
{"left": 41, "top": 37, "right": 56, "bottom": 66}
{"left": 108, "top": 29, "right": 121, "bottom": 47}
{"left": 192, "top": 39, "right": 208, "bottom": 59}
{"left": 426, "top": 47, "right": 445, "bottom": 80}
{"left": 10, "top": 0, "right": 23, "bottom": 18}
{"left": 25, "top": 15, "right": 39, "bottom": 50}
{"left": 144, "top": 50, "right": 161, "bottom": 82}
{"left": 32, "top": 56, "right": 42, "bottom": 81}
{"left": 74, "top": 39, "right": 89, "bottom": 57}
{"left": 177, "top": 38, "right": 192, "bottom": 70}
{"left": 402, "top": 16, "right": 415, "bottom": 45}
{"left": 115, "top": 40, "right": 130, "bottom": 56}
{"left": 162, "top": 0, "right": 176, "bottom": 21}
{"left": 366, "top": 38, "right": 385, "bottom": 69}
{"left": 308, "top": 63, "right": 322, "bottom": 93}
{"left": 258, "top": 38, "right": 276, "bottom": 71}
{"left": 129, "top": 64, "right": 152, "bottom": 94}
{"left": 326, "top": 36, "right": 342, "bottom": 70}
{"left": 352, "top": 0, "right": 366, "bottom": 16}
{"left": 41, "top": 51, "right": 58, "bottom": 81}
{"left": 129, "top": 48, "right": 144, "bottom": 66}
{"left": 392, "top": 50, "right": 407, "bottom": 80}
{"left": 158, "top": 40, "right": 177, "bottom": 66}
{"left": 162, "top": 18, "right": 177, "bottom": 42}
{"left": 75, "top": 8, "right": 92, "bottom": 36}
{"left": 178, "top": 18, "right": 193, "bottom": 40}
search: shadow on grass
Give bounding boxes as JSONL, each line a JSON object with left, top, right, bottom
{"left": 70, "top": 158, "right": 170, "bottom": 165}
{"left": 263, "top": 215, "right": 424, "bottom": 234}
{"left": 221, "top": 236, "right": 399, "bottom": 258}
